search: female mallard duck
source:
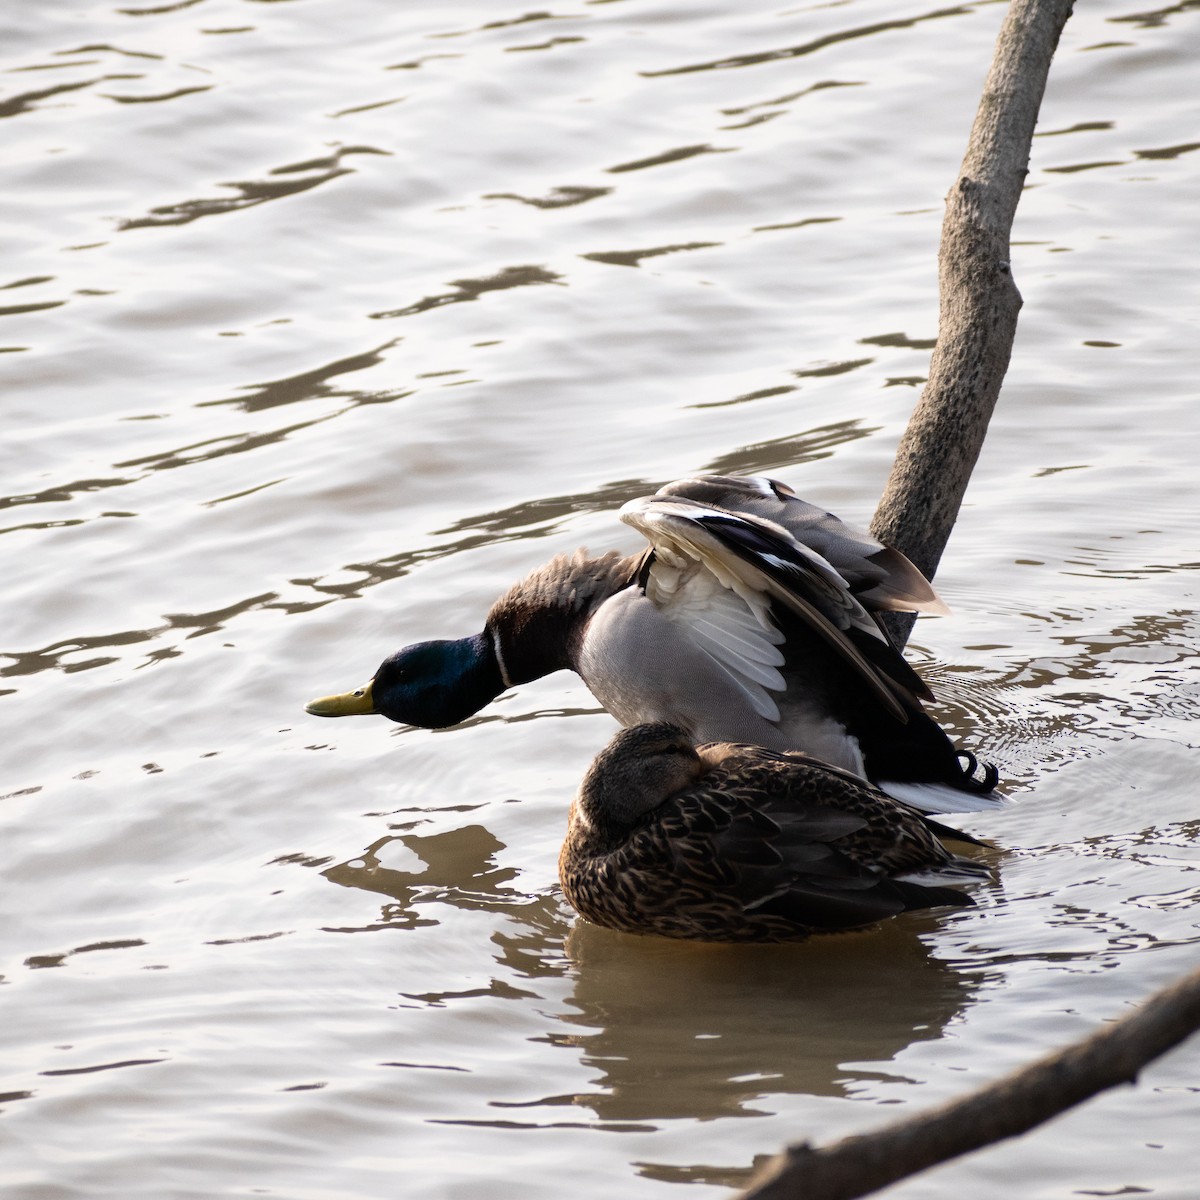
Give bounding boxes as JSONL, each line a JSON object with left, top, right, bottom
{"left": 559, "top": 723, "right": 990, "bottom": 943}
{"left": 307, "top": 474, "right": 999, "bottom": 814}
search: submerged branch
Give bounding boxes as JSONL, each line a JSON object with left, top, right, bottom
{"left": 737, "top": 964, "right": 1200, "bottom": 1200}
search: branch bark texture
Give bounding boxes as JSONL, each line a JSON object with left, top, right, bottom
{"left": 871, "top": 0, "right": 1075, "bottom": 648}
{"left": 736, "top": 965, "right": 1200, "bottom": 1200}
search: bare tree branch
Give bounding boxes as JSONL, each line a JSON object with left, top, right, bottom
{"left": 871, "top": 0, "right": 1076, "bottom": 649}
{"left": 736, "top": 964, "right": 1200, "bottom": 1200}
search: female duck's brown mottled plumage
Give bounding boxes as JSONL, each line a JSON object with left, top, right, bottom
{"left": 559, "top": 723, "right": 990, "bottom": 943}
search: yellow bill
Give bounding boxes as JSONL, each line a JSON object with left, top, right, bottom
{"left": 305, "top": 679, "right": 376, "bottom": 717}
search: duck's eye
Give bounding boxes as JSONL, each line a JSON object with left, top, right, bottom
{"left": 659, "top": 742, "right": 694, "bottom": 757}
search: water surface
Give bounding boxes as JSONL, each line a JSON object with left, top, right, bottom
{"left": 2, "top": 2, "right": 1198, "bottom": 1197}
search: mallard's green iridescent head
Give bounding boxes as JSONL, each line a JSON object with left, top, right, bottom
{"left": 306, "top": 632, "right": 504, "bottom": 729}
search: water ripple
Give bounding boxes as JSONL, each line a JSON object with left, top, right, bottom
{"left": 643, "top": 4, "right": 972, "bottom": 77}
{"left": 119, "top": 146, "right": 390, "bottom": 231}
{"left": 369, "top": 264, "right": 564, "bottom": 320}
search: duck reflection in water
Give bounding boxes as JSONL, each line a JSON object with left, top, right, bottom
{"left": 560, "top": 723, "right": 990, "bottom": 943}
{"left": 548, "top": 919, "right": 980, "bottom": 1124}
{"left": 320, "top": 822, "right": 527, "bottom": 933}
{"left": 315, "top": 810, "right": 986, "bottom": 1126}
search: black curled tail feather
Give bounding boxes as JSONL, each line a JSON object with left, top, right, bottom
{"left": 857, "top": 705, "right": 1001, "bottom": 796}
{"left": 955, "top": 749, "right": 1000, "bottom": 793}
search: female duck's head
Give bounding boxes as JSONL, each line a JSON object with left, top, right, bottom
{"left": 573, "top": 722, "right": 703, "bottom": 835}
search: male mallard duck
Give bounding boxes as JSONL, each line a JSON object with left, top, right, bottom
{"left": 559, "top": 723, "right": 990, "bottom": 943}
{"left": 307, "top": 475, "right": 999, "bottom": 813}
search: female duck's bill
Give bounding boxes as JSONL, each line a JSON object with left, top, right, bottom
{"left": 305, "top": 474, "right": 1000, "bottom": 815}
{"left": 558, "top": 723, "right": 992, "bottom": 943}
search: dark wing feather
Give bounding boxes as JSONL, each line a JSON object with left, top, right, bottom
{"left": 621, "top": 495, "right": 928, "bottom": 723}
{"left": 656, "top": 475, "right": 949, "bottom": 614}
{"left": 679, "top": 748, "right": 979, "bottom": 927}
{"left": 684, "top": 511, "right": 935, "bottom": 706}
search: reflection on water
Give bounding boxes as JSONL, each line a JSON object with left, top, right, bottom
{"left": 318, "top": 823, "right": 525, "bottom": 932}
{"left": 700, "top": 419, "right": 874, "bottom": 476}
{"left": 485, "top": 184, "right": 612, "bottom": 209}
{"left": 317, "top": 821, "right": 979, "bottom": 1123}
{"left": 118, "top": 146, "right": 390, "bottom": 231}
{"left": 204, "top": 339, "right": 402, "bottom": 413}
{"left": 0, "top": 418, "right": 883, "bottom": 681}
{"left": 643, "top": 5, "right": 971, "bottom": 78}
{"left": 370, "top": 264, "right": 565, "bottom": 321}
{"left": 550, "top": 920, "right": 977, "bottom": 1121}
